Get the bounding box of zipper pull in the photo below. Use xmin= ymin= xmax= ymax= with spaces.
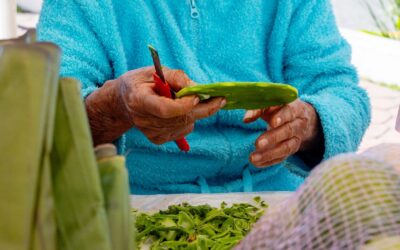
xmin=189 ymin=0 xmax=199 ymax=19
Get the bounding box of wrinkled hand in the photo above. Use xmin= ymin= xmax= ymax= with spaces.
xmin=121 ymin=67 xmax=226 ymax=144
xmin=243 ymin=99 xmax=321 ymax=168
xmin=86 ymin=66 xmax=225 ymax=145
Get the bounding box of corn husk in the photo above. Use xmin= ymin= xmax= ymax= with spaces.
xmin=0 ymin=44 xmax=54 ymax=250
xmin=95 ymin=144 xmax=135 ymax=250
xmin=50 ymin=78 xmax=111 ymax=250
xmin=30 ymin=42 xmax=61 ymax=250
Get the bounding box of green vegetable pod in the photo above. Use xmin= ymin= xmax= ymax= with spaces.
xmin=0 ymin=44 xmax=57 ymax=250
xmin=51 ymin=78 xmax=111 ymax=250
xmin=95 ymin=144 xmax=135 ymax=250
xmin=176 ymin=82 xmax=298 ymax=110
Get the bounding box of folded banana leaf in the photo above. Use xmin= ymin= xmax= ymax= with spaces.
xmin=95 ymin=144 xmax=136 ymax=250
xmin=176 ymin=82 xmax=298 ymax=110
xmin=0 ymin=44 xmax=54 ymax=250
xmin=50 ymin=78 xmax=111 ymax=250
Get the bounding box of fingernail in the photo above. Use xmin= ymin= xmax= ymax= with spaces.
xmin=243 ymin=111 xmax=252 ymax=121
xmin=252 ymin=153 xmax=261 ymax=162
xmin=193 ymin=97 xmax=200 ymax=105
xmin=220 ymin=99 xmax=226 ymax=108
xmin=276 ymin=117 xmax=281 ymax=126
xmin=258 ymin=138 xmax=268 ymax=148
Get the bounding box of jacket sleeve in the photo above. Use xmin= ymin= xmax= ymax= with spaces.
xmin=283 ymin=0 xmax=371 ymax=162
xmin=37 ymin=0 xmax=127 ymax=153
xmin=37 ymin=0 xmax=113 ymax=98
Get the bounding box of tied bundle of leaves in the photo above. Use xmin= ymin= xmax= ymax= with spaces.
xmin=0 ymin=40 xmax=60 ymax=250
xmin=96 ymin=144 xmax=136 ymax=250
xmin=0 ymin=34 xmax=134 ymax=250
xmin=134 ymin=197 xmax=267 ymax=250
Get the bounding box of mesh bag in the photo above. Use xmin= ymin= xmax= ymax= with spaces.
xmin=236 ymin=144 xmax=400 ymax=250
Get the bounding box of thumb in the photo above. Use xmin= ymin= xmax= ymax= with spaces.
xmin=163 ymin=69 xmax=193 ymax=92
xmin=243 ymin=106 xmax=283 ymax=123
xmin=243 ymin=109 xmax=263 ymax=123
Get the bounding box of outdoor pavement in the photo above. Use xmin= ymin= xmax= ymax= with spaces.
xmin=359 ymin=80 xmax=400 ymax=151
xmin=15 ymin=12 xmax=400 ymax=152
xmin=331 ymin=0 xmax=387 ymax=31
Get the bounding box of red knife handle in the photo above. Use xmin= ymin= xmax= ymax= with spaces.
xmin=153 ymin=73 xmax=172 ymax=98
xmin=153 ymin=72 xmax=190 ymax=152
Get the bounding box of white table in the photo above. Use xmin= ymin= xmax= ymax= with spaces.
xmin=131 ymin=192 xmax=292 ymax=212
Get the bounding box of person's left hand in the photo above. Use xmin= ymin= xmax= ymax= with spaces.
xmin=243 ymin=99 xmax=321 ymax=168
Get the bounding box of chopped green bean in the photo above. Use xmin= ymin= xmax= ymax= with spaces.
xmin=133 ymin=197 xmax=267 ymax=249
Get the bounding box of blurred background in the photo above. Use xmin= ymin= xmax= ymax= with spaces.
xmin=4 ymin=0 xmax=400 ymax=150
xmin=333 ymin=0 xmax=395 ymax=31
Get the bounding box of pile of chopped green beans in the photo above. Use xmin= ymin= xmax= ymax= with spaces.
xmin=133 ymin=197 xmax=267 ymax=250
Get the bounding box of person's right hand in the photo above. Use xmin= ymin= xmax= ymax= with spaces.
xmin=85 ymin=66 xmax=225 ymax=146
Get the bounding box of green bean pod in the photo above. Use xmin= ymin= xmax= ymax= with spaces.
xmin=176 ymin=82 xmax=298 ymax=110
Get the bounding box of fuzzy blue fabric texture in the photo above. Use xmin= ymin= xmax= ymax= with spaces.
xmin=38 ymin=0 xmax=371 ymax=194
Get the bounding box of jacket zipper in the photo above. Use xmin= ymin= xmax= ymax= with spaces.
xmin=189 ymin=0 xmax=199 ymax=19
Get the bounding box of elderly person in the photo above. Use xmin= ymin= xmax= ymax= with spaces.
xmin=38 ymin=0 xmax=370 ymax=194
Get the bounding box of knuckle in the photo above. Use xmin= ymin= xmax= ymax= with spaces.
xmin=287 ymin=122 xmax=295 ymax=137
xmin=288 ymin=105 xmax=296 ymax=119
xmin=294 ymin=136 xmax=301 ymax=144
xmin=170 ymin=70 xmax=180 ymax=81
xmin=171 ymin=70 xmax=188 ymax=84
xmin=301 ymin=104 xmax=307 ymax=116
xmin=162 ymin=66 xmax=171 ymax=72
xmin=268 ymin=134 xmax=277 ymax=145
xmin=144 ymin=66 xmax=155 ymax=75
xmin=260 ymin=151 xmax=271 ymax=162
xmin=293 ymin=137 xmax=301 ymax=150
xmin=156 ymin=105 xmax=170 ymax=118
xmin=283 ymin=141 xmax=292 ymax=155
xmin=290 ymin=137 xmax=301 ymax=152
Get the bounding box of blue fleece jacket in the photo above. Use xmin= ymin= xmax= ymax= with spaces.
xmin=38 ymin=0 xmax=370 ymax=194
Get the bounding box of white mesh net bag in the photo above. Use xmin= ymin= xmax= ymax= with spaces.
xmin=236 ymin=144 xmax=400 ymax=250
